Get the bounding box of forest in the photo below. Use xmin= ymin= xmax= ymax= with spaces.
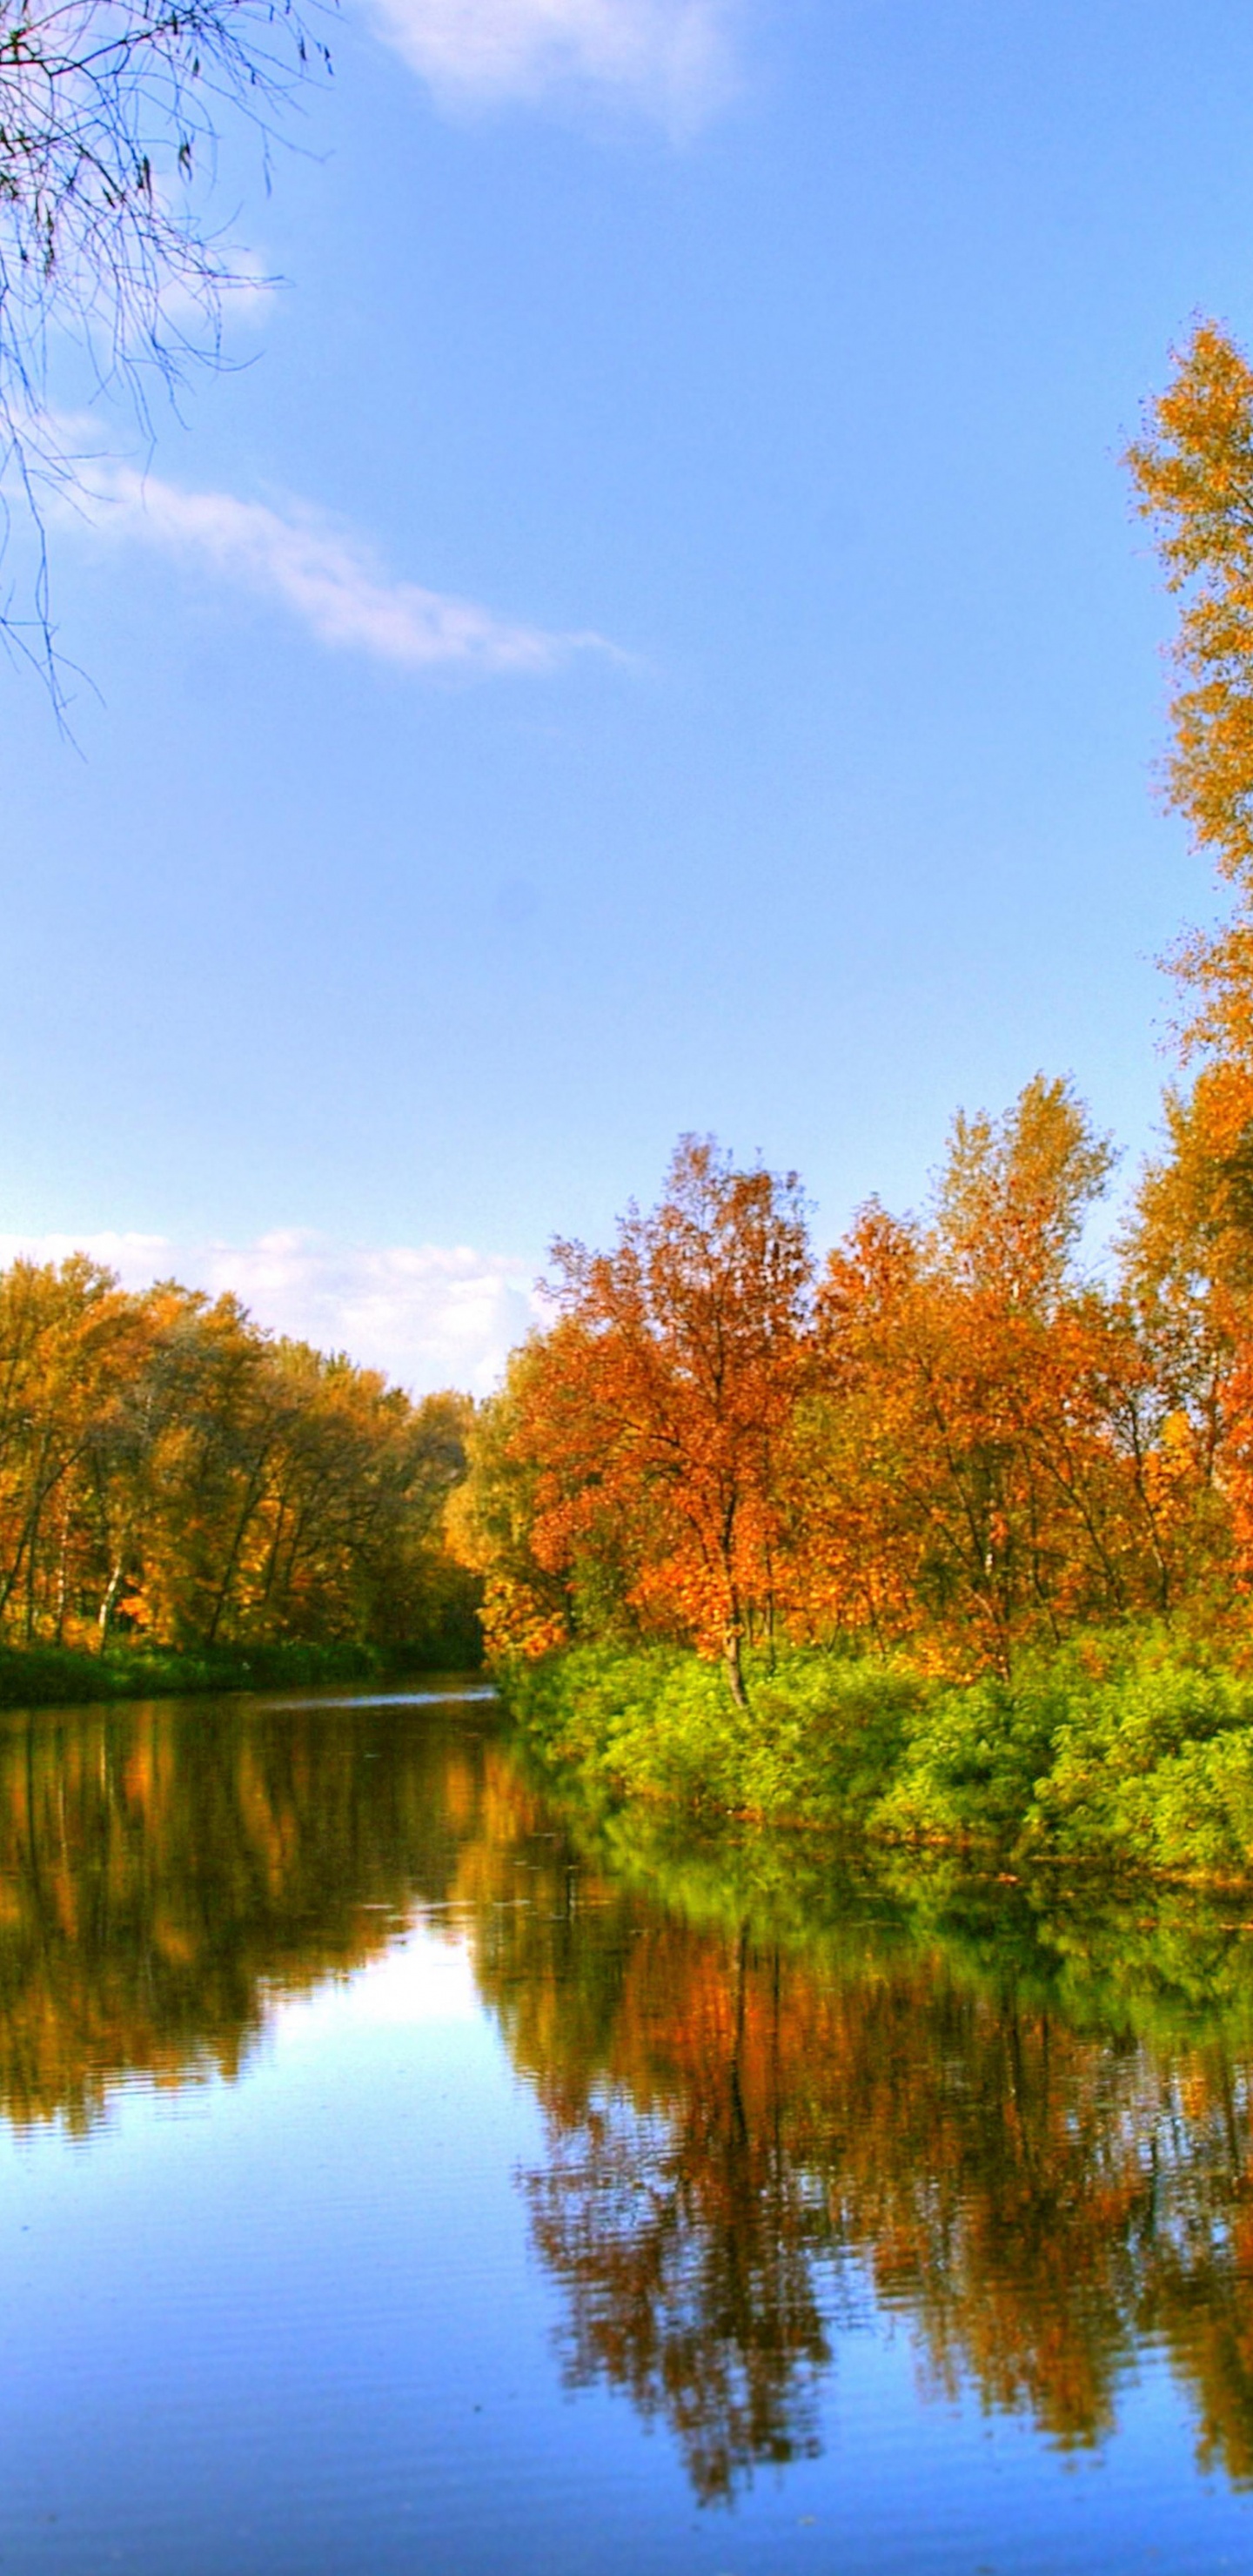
xmin=0 ymin=1260 xmax=479 ymax=1694
xmin=452 ymin=325 xmax=1253 ymax=1874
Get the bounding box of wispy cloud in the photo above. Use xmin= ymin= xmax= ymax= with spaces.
xmin=60 ymin=453 xmax=611 ymax=674
xmin=154 ymin=240 xmax=278 ymax=339
xmin=363 ymin=0 xmax=740 ymax=129
xmin=0 ymin=1231 xmax=543 ymax=1396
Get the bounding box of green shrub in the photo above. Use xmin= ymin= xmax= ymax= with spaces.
xmin=506 ymin=1642 xmax=919 ymax=1824
xmin=0 ymin=1633 xmax=478 ymax=1709
xmin=499 ymin=1627 xmax=1253 ymax=1882
xmin=872 ymin=1671 xmax=1063 ymax=1850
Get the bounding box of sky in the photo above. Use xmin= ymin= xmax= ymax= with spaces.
xmin=4 ymin=0 xmax=1253 ymax=1392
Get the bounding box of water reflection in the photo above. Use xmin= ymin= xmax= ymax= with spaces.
xmin=4 ymin=1694 xmax=1253 ymax=2504
xmin=520 ymin=1929 xmax=837 ymax=2500
xmin=492 ymin=1815 xmax=1253 ymax=2497
xmin=0 ymin=1692 xmax=505 ymax=2128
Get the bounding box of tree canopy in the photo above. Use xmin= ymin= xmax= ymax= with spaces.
xmin=0 ymin=1252 xmax=477 ymax=1658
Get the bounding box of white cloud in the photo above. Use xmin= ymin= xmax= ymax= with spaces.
xmin=364 ymin=0 xmax=740 ymax=127
xmin=60 ymin=453 xmax=611 ymax=675
xmin=0 ymin=1231 xmax=544 ymax=1396
xmin=155 ymin=241 xmax=278 ymax=338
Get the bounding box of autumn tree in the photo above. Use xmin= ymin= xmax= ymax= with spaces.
xmin=1126 ymin=324 xmax=1253 ymax=931
xmin=118 ymin=1315 xmax=475 ymax=1653
xmin=0 ymin=1255 xmax=149 ymax=1642
xmin=1123 ymin=321 xmax=1253 ymax=1585
xmin=463 ymin=1097 xmax=1200 ymax=1680
xmin=798 ymin=1080 xmax=1171 ymax=1672
xmin=0 ymin=1252 xmax=477 ymax=1658
xmin=448 ymin=1338 xmax=593 ymax=1663
xmin=483 ymin=1138 xmax=814 ymax=1706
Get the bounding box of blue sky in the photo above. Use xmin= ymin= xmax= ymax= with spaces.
xmin=4 ymin=0 xmax=1251 ymax=1389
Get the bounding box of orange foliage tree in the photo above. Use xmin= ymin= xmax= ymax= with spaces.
xmin=487 ymin=1137 xmax=814 ymax=1704
xmin=791 ymin=1080 xmax=1176 ymax=1672
xmin=1124 ymin=319 xmax=1253 ymax=1586
xmin=0 ymin=1258 xmax=476 ymax=1658
xmin=466 ymin=1091 xmax=1207 ymax=1683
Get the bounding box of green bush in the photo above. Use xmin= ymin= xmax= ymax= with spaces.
xmin=1025 ymin=1648 xmax=1253 ymax=1872
xmin=873 ymin=1672 xmax=1063 ymax=1849
xmin=0 ymin=1631 xmax=480 ymax=1709
xmin=499 ymin=1627 xmax=1253 ymax=1883
xmin=506 ymin=1642 xmax=920 ymax=1824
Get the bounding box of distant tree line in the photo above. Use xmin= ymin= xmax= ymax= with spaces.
xmin=0 ymin=1260 xmax=477 ymax=1659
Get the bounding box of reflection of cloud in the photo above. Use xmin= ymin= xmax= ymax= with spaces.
xmin=60 ymin=457 xmax=613 ymax=675
xmin=273 ymin=1925 xmax=480 ymax=2041
xmin=0 ymin=1231 xmax=543 ymax=1395
xmin=364 ymin=0 xmax=740 ymax=127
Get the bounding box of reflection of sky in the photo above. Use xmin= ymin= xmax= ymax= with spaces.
xmin=268 ymin=1919 xmax=481 ymax=2035
xmin=3 ymin=1915 xmax=1253 ymax=2574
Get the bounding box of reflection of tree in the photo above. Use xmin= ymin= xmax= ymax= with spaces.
xmin=0 ymin=1696 xmax=506 ymax=2130
xmin=466 ymin=1812 xmax=1253 ymax=2503
xmin=7 ymin=1703 xmax=1253 ymax=2505
xmin=805 ymin=1978 xmax=1150 ymax=2444
xmin=525 ymin=1933 xmax=833 ymax=2501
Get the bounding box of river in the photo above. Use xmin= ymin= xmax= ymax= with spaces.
xmin=2 ymin=1680 xmax=1252 ymax=2572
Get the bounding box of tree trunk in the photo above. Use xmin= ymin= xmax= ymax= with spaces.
xmin=723 ymin=1623 xmax=749 ymax=1709
xmin=97 ymin=1554 xmax=126 ymax=1648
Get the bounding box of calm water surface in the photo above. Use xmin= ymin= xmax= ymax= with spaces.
xmin=3 ymin=1684 xmax=1253 ymax=2573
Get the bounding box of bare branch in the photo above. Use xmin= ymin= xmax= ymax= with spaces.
xmin=0 ymin=0 xmax=328 ymax=698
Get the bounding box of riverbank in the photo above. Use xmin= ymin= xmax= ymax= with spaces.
xmin=0 ymin=1633 xmax=485 ymax=1707
xmin=499 ymin=1632 xmax=1253 ymax=1882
